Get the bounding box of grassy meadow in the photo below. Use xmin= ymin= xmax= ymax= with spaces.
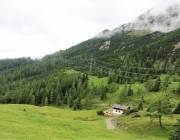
xmin=0 ymin=104 xmax=178 ymax=140
xmin=0 ymin=104 xmax=135 ymax=140
xmin=0 ymin=75 xmax=179 ymax=139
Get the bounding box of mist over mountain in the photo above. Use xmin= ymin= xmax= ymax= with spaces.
xmin=95 ymin=3 xmax=180 ymax=38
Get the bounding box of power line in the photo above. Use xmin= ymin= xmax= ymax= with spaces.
xmin=117 ymin=75 xmax=171 ymax=83
xmin=55 ymin=58 xmax=178 ymax=83
xmin=94 ymin=63 xmax=162 ymax=77
xmin=94 ymin=63 xmax=174 ymax=83
xmin=96 ymin=59 xmax=180 ymax=71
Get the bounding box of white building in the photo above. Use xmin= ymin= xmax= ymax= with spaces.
xmin=112 ymin=104 xmax=131 ymax=115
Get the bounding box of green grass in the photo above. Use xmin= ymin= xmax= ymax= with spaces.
xmin=0 ymin=104 xmax=178 ymax=140
xmin=0 ymin=104 xmax=136 ymax=140
xmin=65 ymin=69 xmax=80 ymax=74
xmin=88 ymin=76 xmax=108 ymax=88
xmin=115 ymin=111 xmax=179 ymax=140
xmin=88 ymin=75 xmax=180 ymax=107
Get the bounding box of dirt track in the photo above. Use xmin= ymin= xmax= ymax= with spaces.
xmin=105 ymin=117 xmax=115 ymax=130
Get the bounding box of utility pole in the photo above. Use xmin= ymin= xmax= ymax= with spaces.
xmin=89 ymin=55 xmax=93 ymax=76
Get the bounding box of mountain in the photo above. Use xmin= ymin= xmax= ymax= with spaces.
xmin=60 ymin=3 xmax=180 ymax=60
xmin=95 ymin=3 xmax=180 ymax=38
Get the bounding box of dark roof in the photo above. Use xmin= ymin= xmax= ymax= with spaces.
xmin=112 ymin=104 xmax=130 ymax=110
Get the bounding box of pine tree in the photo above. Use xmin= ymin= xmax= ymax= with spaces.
xmin=31 ymin=95 xmax=35 ymax=105
xmin=119 ymin=84 xmax=127 ymax=102
xmin=50 ymin=90 xmax=54 ymax=105
xmin=56 ymin=94 xmax=61 ymax=106
xmin=84 ymin=93 xmax=92 ymax=109
xmin=153 ymin=77 xmax=161 ymax=92
xmin=35 ymin=90 xmax=40 ymax=105
xmin=100 ymin=85 xmax=106 ymax=100
xmin=67 ymin=94 xmax=73 ymax=108
xmin=176 ymin=83 xmax=180 ymax=95
xmin=145 ymin=80 xmax=154 ymax=92
xmin=45 ymin=97 xmax=48 ymax=106
xmin=136 ymin=87 xmax=143 ymax=96
xmin=163 ymin=75 xmax=170 ymax=87
xmin=73 ymin=97 xmax=82 ymax=110
xmin=138 ymin=96 xmax=144 ymax=110
xmin=127 ymin=85 xmax=134 ymax=96
xmin=63 ymin=92 xmax=68 ymax=104
xmin=173 ymin=102 xmax=180 ymax=114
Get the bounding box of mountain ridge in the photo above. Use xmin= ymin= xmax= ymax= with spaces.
xmin=95 ymin=3 xmax=180 ymax=38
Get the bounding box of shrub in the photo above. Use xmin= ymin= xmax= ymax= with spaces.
xmin=169 ymin=119 xmax=180 ymax=140
xmin=124 ymin=108 xmax=138 ymax=115
xmin=124 ymin=109 xmax=131 ymax=115
xmin=97 ymin=110 xmax=104 ymax=115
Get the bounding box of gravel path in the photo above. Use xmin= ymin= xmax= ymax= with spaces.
xmin=105 ymin=117 xmax=115 ymax=130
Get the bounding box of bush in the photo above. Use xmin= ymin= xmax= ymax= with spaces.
xmin=124 ymin=108 xmax=138 ymax=115
xmin=97 ymin=110 xmax=104 ymax=115
xmin=169 ymin=119 xmax=180 ymax=140
xmin=124 ymin=109 xmax=131 ymax=115
xmin=132 ymin=114 xmax=141 ymax=118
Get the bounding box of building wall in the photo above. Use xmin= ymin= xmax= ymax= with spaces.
xmin=113 ymin=109 xmax=123 ymax=115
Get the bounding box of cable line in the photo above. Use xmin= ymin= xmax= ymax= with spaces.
xmin=96 ymin=59 xmax=179 ymax=71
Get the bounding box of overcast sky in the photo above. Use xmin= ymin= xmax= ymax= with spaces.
xmin=0 ymin=0 xmax=179 ymax=59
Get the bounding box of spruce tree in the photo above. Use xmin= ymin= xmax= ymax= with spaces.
xmin=176 ymin=83 xmax=180 ymax=95
xmin=119 ymin=84 xmax=127 ymax=101
xmin=56 ymin=94 xmax=61 ymax=106
xmin=153 ymin=77 xmax=161 ymax=92
xmin=138 ymin=96 xmax=144 ymax=110
xmin=45 ymin=97 xmax=48 ymax=106
xmin=163 ymin=75 xmax=170 ymax=87
xmin=31 ymin=95 xmax=35 ymax=105
xmin=136 ymin=87 xmax=143 ymax=96
xmin=84 ymin=93 xmax=92 ymax=109
xmin=145 ymin=80 xmax=154 ymax=92
xmin=67 ymin=95 xmax=73 ymax=108
xmin=127 ymin=85 xmax=134 ymax=96
xmin=50 ymin=91 xmax=54 ymax=105
xmin=173 ymin=102 xmax=180 ymax=114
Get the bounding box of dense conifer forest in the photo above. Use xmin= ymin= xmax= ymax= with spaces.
xmin=0 ymin=29 xmax=180 ymax=110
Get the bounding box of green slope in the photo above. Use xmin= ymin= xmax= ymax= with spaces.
xmin=0 ymin=104 xmax=178 ymax=139
xmin=0 ymin=104 xmax=133 ymax=140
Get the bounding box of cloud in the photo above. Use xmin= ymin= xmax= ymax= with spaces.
xmin=0 ymin=0 xmax=109 ymax=59
xmin=0 ymin=0 xmax=179 ymax=59
xmin=61 ymin=0 xmax=155 ymax=28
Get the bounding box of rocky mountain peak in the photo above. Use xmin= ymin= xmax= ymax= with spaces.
xmin=95 ymin=3 xmax=180 ymax=38
xmin=94 ymin=29 xmax=111 ymax=38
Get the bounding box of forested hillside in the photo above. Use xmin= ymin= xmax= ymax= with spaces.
xmin=42 ymin=28 xmax=180 ymax=78
xmin=0 ymin=27 xmax=180 ymax=108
